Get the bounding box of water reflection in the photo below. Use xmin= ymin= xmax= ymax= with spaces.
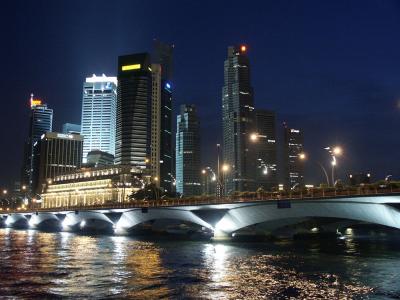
xmin=0 ymin=229 xmax=399 ymax=298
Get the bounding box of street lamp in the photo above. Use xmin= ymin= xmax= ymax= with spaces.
xmin=325 ymin=146 xmax=343 ymax=186
xmin=250 ymin=132 xmax=267 ymax=143
xmin=299 ymin=152 xmax=329 ymax=186
xmin=250 ymin=133 xmax=258 ymax=142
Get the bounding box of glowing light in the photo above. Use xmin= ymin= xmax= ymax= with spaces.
xmin=311 ymin=227 xmax=319 ymax=233
xmin=345 ymin=228 xmax=353 ymax=235
xmin=165 ymin=82 xmax=171 ymax=89
xmin=31 ymin=99 xmax=42 ymax=107
xmin=240 ymin=45 xmax=246 ymax=52
xmin=299 ymin=153 xmax=306 ymax=160
xmin=121 ymin=64 xmax=141 ymax=71
xmin=85 ymin=75 xmax=117 ymax=85
xmin=202 ymin=169 xmax=206 ymax=174
xmin=222 ymin=164 xmax=230 ymax=172
xmin=250 ymin=133 xmax=258 ymax=142
xmin=333 ymin=146 xmax=342 ymax=156
xmin=80 ymin=220 xmax=86 ymax=228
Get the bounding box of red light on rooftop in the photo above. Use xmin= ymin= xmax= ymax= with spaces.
xmin=240 ymin=45 xmax=247 ymax=52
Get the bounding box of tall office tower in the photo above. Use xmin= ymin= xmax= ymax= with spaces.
xmin=62 ymin=123 xmax=81 ymax=134
xmin=222 ymin=45 xmax=255 ymax=194
xmin=150 ymin=63 xmax=162 ymax=186
xmin=81 ymin=74 xmax=117 ymax=163
xmin=176 ymin=104 xmax=201 ymax=196
xmin=115 ymin=53 xmax=152 ymax=169
xmin=283 ymin=123 xmax=304 ymax=189
xmin=21 ymin=94 xmax=53 ymax=190
xmin=32 ymin=132 xmax=83 ymax=193
xmin=253 ymin=109 xmax=278 ymax=190
xmin=153 ymin=40 xmax=174 ymax=192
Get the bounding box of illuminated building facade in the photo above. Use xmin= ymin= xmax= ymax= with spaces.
xmin=152 ymin=40 xmax=174 ymax=193
xmin=176 ymin=104 xmax=201 ymax=196
xmin=253 ymin=109 xmax=277 ymax=190
xmin=283 ymin=123 xmax=304 ymax=189
xmin=41 ymin=165 xmax=143 ymax=208
xmin=222 ymin=45 xmax=255 ymax=194
xmin=32 ymin=132 xmax=83 ymax=193
xmin=81 ymin=74 xmax=117 ymax=163
xmin=21 ymin=94 xmax=53 ymax=190
xmin=115 ymin=53 xmax=152 ymax=168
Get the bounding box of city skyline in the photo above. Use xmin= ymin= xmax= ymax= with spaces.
xmin=1 ymin=0 xmax=400 ymax=187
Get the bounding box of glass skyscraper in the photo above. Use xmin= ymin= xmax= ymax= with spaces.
xmin=62 ymin=123 xmax=81 ymax=134
xmin=253 ymin=109 xmax=278 ymax=190
xmin=21 ymin=95 xmax=53 ymax=190
xmin=152 ymin=40 xmax=174 ymax=192
xmin=222 ymin=45 xmax=255 ymax=194
xmin=81 ymin=74 xmax=117 ymax=163
xmin=283 ymin=123 xmax=304 ymax=189
xmin=115 ymin=53 xmax=152 ymax=168
xmin=176 ymin=104 xmax=201 ymax=196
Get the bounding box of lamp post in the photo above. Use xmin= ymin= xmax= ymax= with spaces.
xmin=324 ymin=146 xmax=343 ymax=186
xmin=298 ymin=152 xmax=330 ymax=186
xmin=216 ymin=144 xmax=222 ymax=197
xmin=221 ymin=164 xmax=230 ymax=196
xmin=201 ymin=167 xmax=217 ymax=195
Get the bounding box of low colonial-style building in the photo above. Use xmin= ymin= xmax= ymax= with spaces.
xmin=41 ymin=165 xmax=147 ymax=208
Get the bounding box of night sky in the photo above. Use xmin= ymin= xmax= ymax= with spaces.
xmin=1 ymin=0 xmax=400 ymax=187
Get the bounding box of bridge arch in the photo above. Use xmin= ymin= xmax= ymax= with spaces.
xmin=115 ymin=208 xmax=213 ymax=234
xmin=29 ymin=213 xmax=60 ymax=229
xmin=4 ymin=213 xmax=29 ymax=228
xmin=215 ymin=201 xmax=400 ymax=234
xmin=62 ymin=211 xmax=114 ymax=232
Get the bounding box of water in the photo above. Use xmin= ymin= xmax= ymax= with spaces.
xmin=0 ymin=229 xmax=400 ymax=299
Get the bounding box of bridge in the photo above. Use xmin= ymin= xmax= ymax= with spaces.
xmin=1 ymin=187 xmax=400 ymax=239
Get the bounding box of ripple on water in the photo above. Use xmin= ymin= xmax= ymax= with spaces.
xmin=0 ymin=229 xmax=399 ymax=298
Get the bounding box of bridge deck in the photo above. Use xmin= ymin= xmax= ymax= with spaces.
xmin=2 ymin=187 xmax=400 ymax=215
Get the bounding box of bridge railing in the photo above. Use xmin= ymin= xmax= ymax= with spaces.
xmin=2 ymin=187 xmax=400 ymax=214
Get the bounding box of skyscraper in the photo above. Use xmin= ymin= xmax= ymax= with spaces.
xmin=176 ymin=104 xmax=201 ymax=196
xmin=115 ymin=53 xmax=152 ymax=169
xmin=222 ymin=45 xmax=255 ymax=194
xmin=150 ymin=63 xmax=162 ymax=185
xmin=32 ymin=132 xmax=83 ymax=193
xmin=283 ymin=123 xmax=304 ymax=189
xmin=62 ymin=123 xmax=81 ymax=134
xmin=253 ymin=109 xmax=278 ymax=190
xmin=81 ymin=74 xmax=117 ymax=163
xmin=153 ymin=40 xmax=174 ymax=193
xmin=21 ymin=94 xmax=53 ymax=190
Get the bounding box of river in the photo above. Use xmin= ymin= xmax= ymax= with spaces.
xmin=0 ymin=228 xmax=399 ymax=299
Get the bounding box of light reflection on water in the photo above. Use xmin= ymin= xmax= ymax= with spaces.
xmin=0 ymin=229 xmax=400 ymax=299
